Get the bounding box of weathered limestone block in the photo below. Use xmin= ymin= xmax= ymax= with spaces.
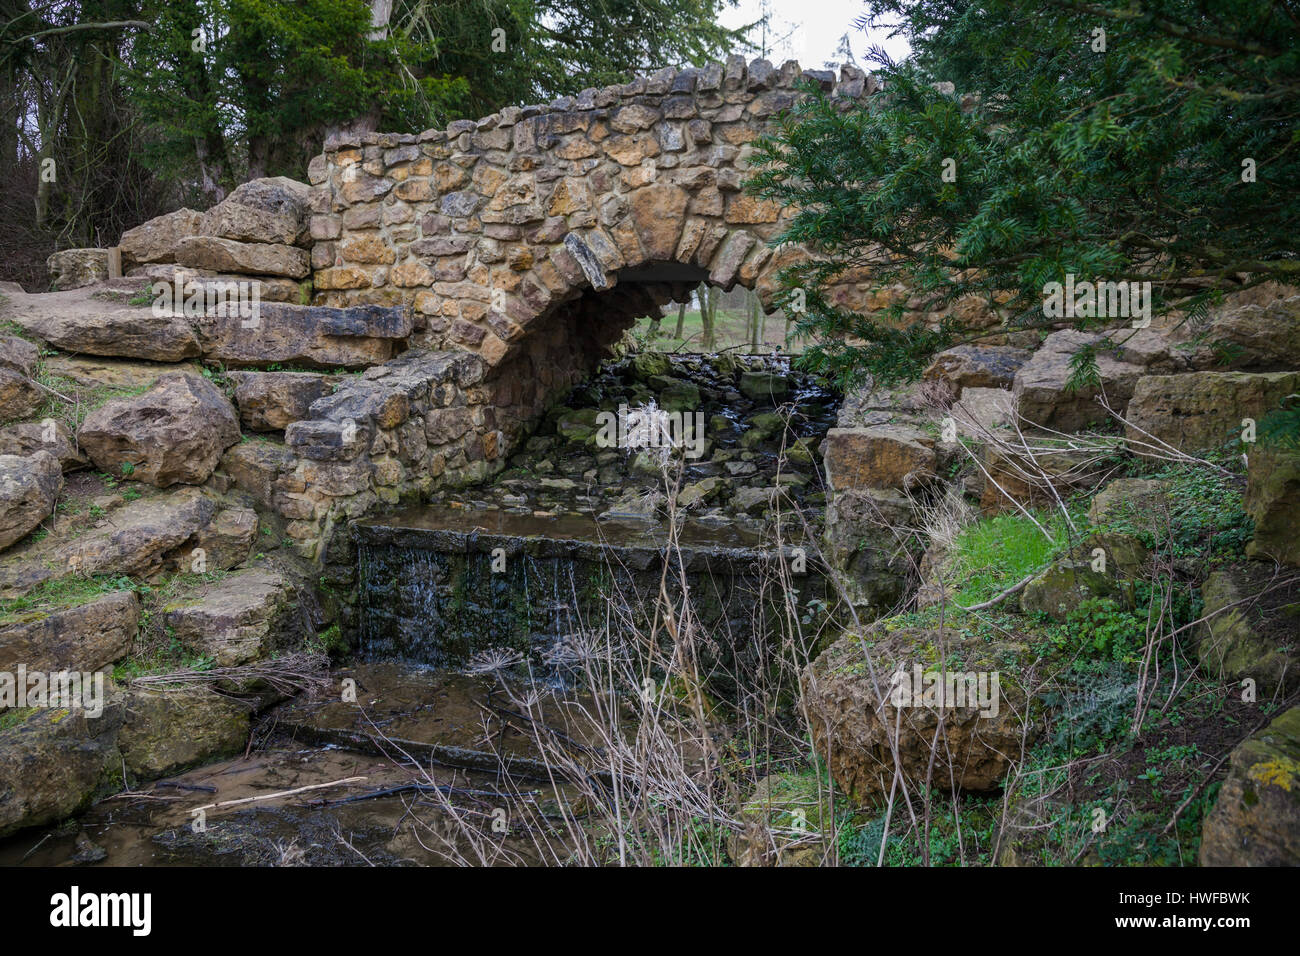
xmin=0 ymin=589 xmax=139 ymax=675
xmin=923 ymin=344 xmax=1033 ymax=393
xmin=0 ymin=420 xmax=87 ymax=472
xmin=803 ymin=626 xmax=1028 ymax=805
xmin=1125 ymin=371 xmax=1300 ymax=455
xmin=228 ymin=370 xmax=338 ymax=431
xmin=1197 ymin=565 xmax=1298 ymax=695
xmin=46 ymin=248 xmax=109 ymax=290
xmin=198 ymin=177 xmax=311 ymax=246
xmin=823 ymin=425 xmax=936 ymax=492
xmin=0 ymin=703 xmax=125 ymax=838
xmin=0 ymin=489 xmax=222 ymax=592
xmin=118 ymin=688 xmax=249 ymax=779
xmin=1245 ymin=447 xmax=1300 ymax=566
xmin=195 ymin=302 xmax=411 ymax=368
xmin=163 ymin=568 xmax=301 ymax=667
xmin=177 ymin=235 xmax=310 ymax=278
xmin=78 ymin=371 xmax=240 ymax=486
xmin=0 ymin=451 xmax=62 ymax=551
xmin=0 ymin=367 xmax=41 ymax=424
xmin=219 ymin=439 xmax=296 ymax=510
xmin=9 ymin=301 xmax=200 ymax=362
xmin=823 ymin=486 xmax=915 ymax=610
xmin=1013 ymin=330 xmax=1144 ymax=431
xmin=119 ymin=208 xmax=203 ymax=265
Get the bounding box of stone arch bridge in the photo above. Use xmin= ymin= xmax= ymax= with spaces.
xmin=215 ymin=56 xmax=882 ymax=559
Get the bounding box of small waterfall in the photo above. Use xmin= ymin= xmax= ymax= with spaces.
xmin=354 ymin=510 xmax=829 ymax=693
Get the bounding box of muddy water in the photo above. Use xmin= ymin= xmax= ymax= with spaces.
xmin=0 ymin=665 xmax=607 ymax=867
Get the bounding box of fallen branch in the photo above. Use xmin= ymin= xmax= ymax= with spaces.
xmin=191 ymin=775 xmax=367 ymax=814
xmin=950 ymin=571 xmax=1037 ymax=612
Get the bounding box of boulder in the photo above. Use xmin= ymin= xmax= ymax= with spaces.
xmin=40 ymin=354 xmax=199 ymax=390
xmin=1199 ymin=706 xmax=1300 ymax=866
xmin=78 ymin=371 xmax=240 ymax=486
xmin=0 ymin=368 xmax=41 ymax=424
xmin=823 ymin=487 xmax=916 ymax=610
xmin=162 ymin=568 xmax=301 ymax=667
xmin=50 ymin=489 xmax=216 ymax=579
xmin=0 ymin=420 xmax=87 ymax=472
xmin=1012 ymin=330 xmax=1144 ymax=432
xmin=198 ymin=177 xmax=311 ymax=246
xmin=118 ymin=208 xmax=203 ymax=266
xmin=923 ymin=344 xmax=1033 ymax=393
xmin=0 ymin=451 xmax=62 ymax=551
xmin=649 ymin=375 xmax=701 ymax=412
xmin=118 ymin=687 xmax=249 ymax=779
xmin=176 ymin=235 xmax=310 ymax=279
xmin=802 ymin=626 xmax=1028 ymax=805
xmin=46 ymin=248 xmax=108 ymax=291
xmin=0 ymin=334 xmax=42 ymax=424
xmin=555 ymin=407 xmax=602 ymax=445
xmin=0 ymin=702 xmax=125 ymax=838
xmin=630 ymin=352 xmax=671 ymax=381
xmin=1198 ymin=565 xmax=1298 ymax=695
xmin=1245 ymin=447 xmax=1300 ymax=566
xmin=0 ymin=589 xmax=139 ymax=674
xmin=219 ymin=439 xmax=296 ymax=510
xmin=0 ymin=488 xmax=222 ymax=593
xmin=182 ymin=505 xmax=257 ymax=573
xmin=1019 ymin=533 xmax=1146 ymax=621
xmin=227 ymin=370 xmax=336 ymax=431
xmin=0 ymin=334 xmax=39 ymax=377
xmin=1151 ymin=293 xmax=1300 ymax=372
xmin=1125 ymin=371 xmax=1300 ymax=455
xmin=823 ymin=425 xmax=936 ymax=491
xmin=1087 ymin=477 xmax=1171 ymax=532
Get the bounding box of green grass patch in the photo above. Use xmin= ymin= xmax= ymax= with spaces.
xmin=949 ymin=512 xmax=1068 ymax=606
xmin=0 ymin=574 xmax=138 ymax=626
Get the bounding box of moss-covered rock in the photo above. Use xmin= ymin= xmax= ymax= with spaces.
xmin=1198 ymin=565 xmax=1299 ymax=695
xmin=0 ymin=698 xmax=126 ymax=838
xmin=555 ymin=407 xmax=603 ymax=445
xmin=1245 ymin=447 xmax=1300 ymax=567
xmin=1020 ymin=533 xmax=1147 ymax=621
xmin=117 ymin=687 xmax=249 ymax=780
xmin=727 ymin=772 xmax=834 ymax=867
xmin=802 ymin=625 xmax=1032 ymax=806
xmin=630 ymin=352 xmax=670 ymax=382
xmin=1199 ymin=706 xmax=1300 ymax=865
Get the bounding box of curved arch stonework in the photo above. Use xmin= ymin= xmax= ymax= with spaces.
xmin=307 ymin=58 xmax=879 ymax=401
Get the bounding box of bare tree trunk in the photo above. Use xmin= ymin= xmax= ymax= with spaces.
xmin=674 ymin=300 xmax=687 ymax=338
xmin=699 ymin=283 xmax=718 ymax=351
xmin=324 ymin=0 xmax=392 ymax=141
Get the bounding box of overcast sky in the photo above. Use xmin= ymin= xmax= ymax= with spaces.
xmin=718 ymin=0 xmax=911 ymax=71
